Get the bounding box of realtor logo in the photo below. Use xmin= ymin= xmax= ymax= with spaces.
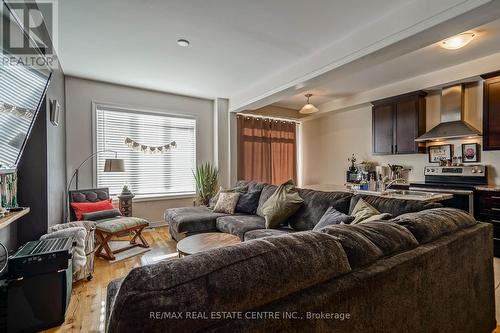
xmin=1 ymin=0 xmax=57 ymax=67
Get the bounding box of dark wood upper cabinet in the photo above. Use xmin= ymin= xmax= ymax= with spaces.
xmin=372 ymin=91 xmax=426 ymax=155
xmin=372 ymin=103 xmax=393 ymax=154
xmin=482 ymin=73 xmax=500 ymax=150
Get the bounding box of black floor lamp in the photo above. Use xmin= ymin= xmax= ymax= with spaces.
xmin=66 ymin=150 xmax=125 ymax=221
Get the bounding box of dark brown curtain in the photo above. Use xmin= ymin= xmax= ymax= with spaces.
xmin=237 ymin=115 xmax=297 ymax=185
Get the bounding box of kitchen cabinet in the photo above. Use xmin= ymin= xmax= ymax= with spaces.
xmin=372 ymin=91 xmax=426 ymax=155
xmin=372 ymin=103 xmax=393 ymax=154
xmin=482 ymin=72 xmax=500 ymax=150
xmin=475 ymin=190 xmax=500 ymax=257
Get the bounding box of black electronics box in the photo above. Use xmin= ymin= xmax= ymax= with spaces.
xmin=8 ymin=238 xmax=73 ymax=278
xmin=2 ymin=237 xmax=73 ymax=332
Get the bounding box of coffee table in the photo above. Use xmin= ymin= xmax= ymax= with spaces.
xmin=176 ymin=233 xmax=240 ymax=256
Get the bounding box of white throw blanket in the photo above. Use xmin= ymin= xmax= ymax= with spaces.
xmin=40 ymin=226 xmax=88 ymax=273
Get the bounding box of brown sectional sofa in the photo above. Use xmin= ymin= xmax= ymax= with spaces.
xmin=106 ymin=181 xmax=496 ymax=332
xmin=165 ymin=180 xmax=441 ymax=241
xmin=107 ymin=207 xmax=495 ymax=332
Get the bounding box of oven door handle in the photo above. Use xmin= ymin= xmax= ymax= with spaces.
xmin=408 ymin=187 xmax=474 ymax=195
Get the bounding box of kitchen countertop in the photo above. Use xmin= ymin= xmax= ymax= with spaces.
xmin=303 ymin=184 xmax=452 ymax=202
xmin=353 ymin=190 xmax=453 ymax=202
xmin=302 ymin=184 xmax=350 ymax=192
xmin=475 ymin=185 xmax=500 ymax=192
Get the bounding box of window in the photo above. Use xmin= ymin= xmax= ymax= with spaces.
xmin=95 ymin=105 xmax=196 ymax=196
xmin=0 ymin=54 xmax=50 ymax=168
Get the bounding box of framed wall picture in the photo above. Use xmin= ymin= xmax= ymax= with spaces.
xmin=428 ymin=144 xmax=453 ymax=163
xmin=462 ymin=143 xmax=480 ymax=163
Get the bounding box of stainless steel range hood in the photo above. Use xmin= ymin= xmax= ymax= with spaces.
xmin=415 ymin=84 xmax=481 ymax=142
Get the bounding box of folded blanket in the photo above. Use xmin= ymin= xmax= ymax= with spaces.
xmin=49 ymin=220 xmax=96 ymax=232
xmin=41 ymin=226 xmax=87 ymax=273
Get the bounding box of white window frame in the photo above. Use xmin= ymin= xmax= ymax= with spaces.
xmin=91 ymin=101 xmax=198 ymax=199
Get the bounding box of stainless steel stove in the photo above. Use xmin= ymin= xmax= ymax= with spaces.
xmin=410 ymin=165 xmax=487 ymax=216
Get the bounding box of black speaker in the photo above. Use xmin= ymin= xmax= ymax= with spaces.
xmin=5 ymin=266 xmax=72 ymax=332
xmin=1 ymin=238 xmax=73 ymax=332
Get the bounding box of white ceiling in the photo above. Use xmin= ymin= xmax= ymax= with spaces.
xmin=274 ymin=17 xmax=500 ymax=110
xmin=58 ymin=0 xmax=407 ymax=98
xmin=57 ymin=0 xmax=499 ymax=109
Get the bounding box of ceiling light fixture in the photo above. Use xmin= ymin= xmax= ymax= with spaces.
xmin=299 ymin=94 xmax=319 ymax=114
xmin=439 ymin=32 xmax=475 ymax=50
xmin=177 ymin=39 xmax=190 ymax=47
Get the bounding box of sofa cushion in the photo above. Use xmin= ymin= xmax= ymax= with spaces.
xmin=288 ymin=189 xmax=353 ymax=231
xmin=165 ymin=207 xmax=228 ymax=235
xmin=318 ymin=221 xmax=418 ymax=268
xmin=349 ymin=194 xmax=442 ymax=217
xmin=318 ymin=225 xmax=384 ymax=269
xmin=348 ymin=221 xmax=419 ymax=255
xmin=390 ymin=207 xmax=478 ymax=244
xmin=235 ymin=190 xmax=262 ymax=214
xmin=243 ymin=228 xmax=295 ymax=241
xmin=236 ymin=180 xmax=266 ymax=192
xmin=256 ymin=184 xmax=278 ymax=217
xmin=216 ymin=215 xmax=266 ymax=240
xmin=313 ymin=207 xmax=354 ymax=230
xmin=96 ymin=216 xmax=149 ymax=233
xmin=107 ymin=232 xmax=351 ymax=333
xmin=106 ymin=277 xmax=124 ymax=325
xmin=261 ymin=180 xmax=304 ymax=229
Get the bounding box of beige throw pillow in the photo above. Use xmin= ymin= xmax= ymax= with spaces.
xmin=361 ymin=212 xmax=393 ymax=223
xmin=209 ymin=185 xmax=248 ymax=209
xmin=351 ymin=198 xmax=392 ymax=224
xmin=261 ymin=179 xmax=304 ymax=229
xmin=213 ymin=192 xmax=240 ymax=214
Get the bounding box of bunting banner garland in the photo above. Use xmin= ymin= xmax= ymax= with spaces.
xmin=125 ymin=137 xmax=177 ymax=154
xmin=0 ymin=102 xmax=34 ymax=120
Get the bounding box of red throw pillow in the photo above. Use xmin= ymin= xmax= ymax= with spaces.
xmin=71 ymin=199 xmax=114 ymax=221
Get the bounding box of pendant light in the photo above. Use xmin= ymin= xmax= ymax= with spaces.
xmin=439 ymin=32 xmax=475 ymax=50
xmin=299 ymin=93 xmax=319 ymax=114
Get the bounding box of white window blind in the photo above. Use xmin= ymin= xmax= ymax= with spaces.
xmin=95 ymin=106 xmax=196 ymax=196
xmin=0 ymin=54 xmax=49 ymax=167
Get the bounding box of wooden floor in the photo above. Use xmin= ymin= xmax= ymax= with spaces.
xmin=43 ymin=227 xmax=177 ymax=333
xmin=43 ymin=227 xmax=500 ymax=333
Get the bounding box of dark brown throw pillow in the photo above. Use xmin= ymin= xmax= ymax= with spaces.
xmin=235 ymin=190 xmax=262 ymax=214
xmin=82 ymin=208 xmax=122 ymax=221
xmin=313 ymin=207 xmax=354 ymax=230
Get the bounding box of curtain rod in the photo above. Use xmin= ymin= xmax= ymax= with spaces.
xmin=236 ymin=113 xmax=301 ymax=124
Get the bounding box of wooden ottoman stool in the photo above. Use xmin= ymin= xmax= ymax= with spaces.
xmin=95 ymin=216 xmax=150 ymax=260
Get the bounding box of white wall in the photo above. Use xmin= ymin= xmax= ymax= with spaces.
xmin=214 ymin=98 xmax=231 ymax=188
xmin=301 ymin=81 xmax=500 ymax=186
xmin=65 ymin=77 xmax=216 ymax=223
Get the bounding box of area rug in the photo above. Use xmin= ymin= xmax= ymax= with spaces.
xmin=140 ymin=251 xmax=179 ymax=266
xmin=108 ymin=240 xmax=151 ymax=263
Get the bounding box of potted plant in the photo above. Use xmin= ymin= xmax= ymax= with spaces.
xmin=192 ymin=162 xmax=219 ymax=206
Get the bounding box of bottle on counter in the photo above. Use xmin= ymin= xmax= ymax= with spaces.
xmin=360 ymin=178 xmax=369 ymax=191
xmin=369 ymin=178 xmax=376 ymax=191
xmin=376 ymin=174 xmax=384 ymax=192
